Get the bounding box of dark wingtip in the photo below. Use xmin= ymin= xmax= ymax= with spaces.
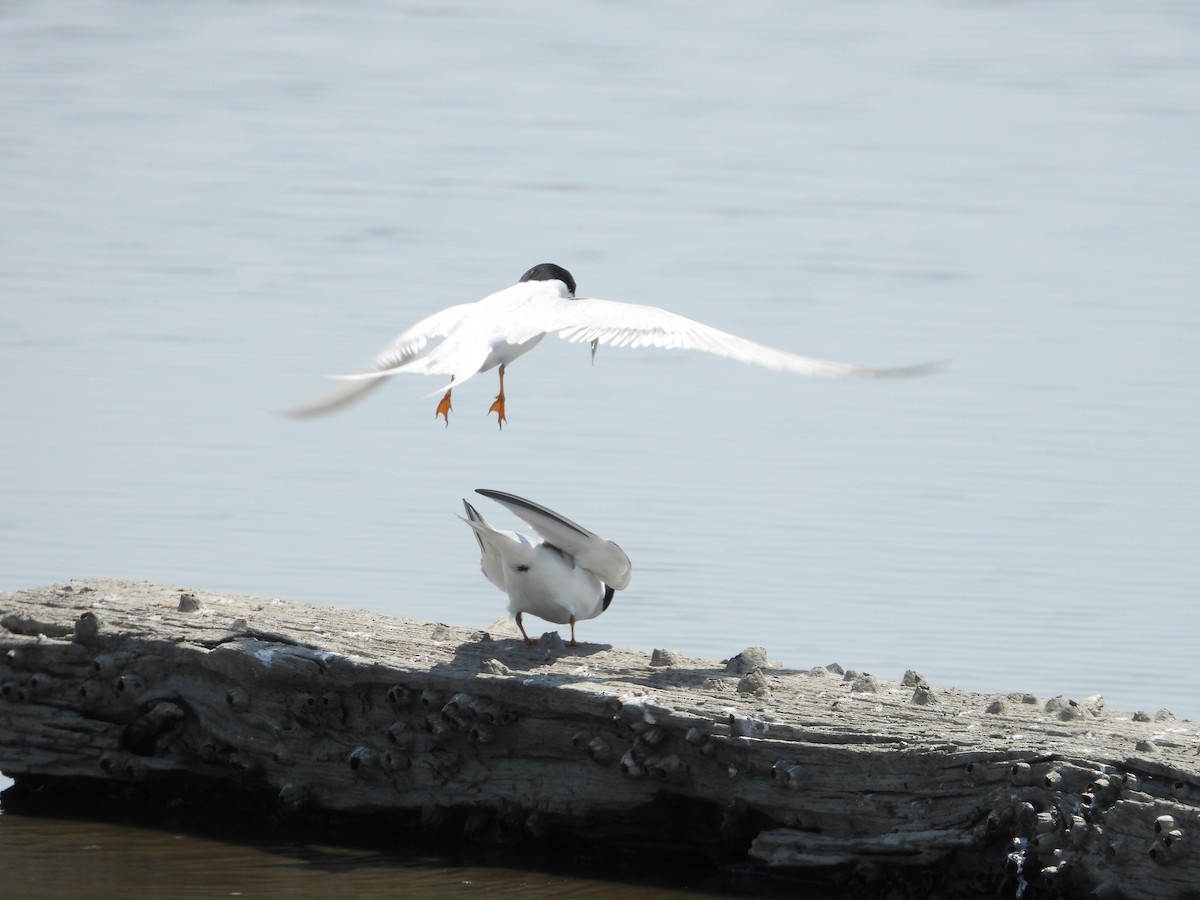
xmin=475 ymin=489 xmax=591 ymax=537
xmin=476 ymin=488 xmax=521 ymax=506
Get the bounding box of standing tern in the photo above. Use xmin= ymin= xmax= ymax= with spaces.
xmin=287 ymin=263 xmax=941 ymax=427
xmin=460 ymin=488 xmax=632 ymax=646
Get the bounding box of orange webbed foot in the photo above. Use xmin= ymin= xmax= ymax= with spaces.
xmin=435 ymin=389 xmax=453 ymax=427
xmin=488 ymin=365 xmax=507 ymax=430
xmin=488 ymin=394 xmax=506 ymax=430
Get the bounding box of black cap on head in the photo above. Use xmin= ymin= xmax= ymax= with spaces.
xmin=520 ymin=263 xmax=576 ymax=295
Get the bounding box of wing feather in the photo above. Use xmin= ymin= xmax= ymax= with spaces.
xmin=284 ymin=302 xmax=477 ymax=417
xmin=549 ymin=297 xmax=941 ymax=378
xmin=476 ymin=489 xmax=632 ymax=591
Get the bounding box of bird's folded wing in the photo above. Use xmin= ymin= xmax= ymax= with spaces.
xmin=476 ymin=489 xmax=632 ymax=590
xmin=547 ymin=297 xmax=942 ymax=379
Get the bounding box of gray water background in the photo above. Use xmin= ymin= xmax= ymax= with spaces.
xmin=1 ymin=4 xmax=1198 ymax=889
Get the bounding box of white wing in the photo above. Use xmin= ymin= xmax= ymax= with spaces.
xmin=343 ymin=279 xmax=565 ymax=391
xmin=476 ymin=489 xmax=632 ymax=591
xmin=284 ymin=302 xmax=477 ymax=417
xmin=547 ymin=296 xmax=942 ymax=379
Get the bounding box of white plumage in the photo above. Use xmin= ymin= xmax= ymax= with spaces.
xmin=287 ymin=262 xmax=940 ymax=426
xmin=460 ymin=488 xmax=631 ymax=646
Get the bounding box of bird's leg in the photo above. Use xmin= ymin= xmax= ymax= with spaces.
xmin=568 ymin=615 xmax=578 ymax=647
xmin=515 ymin=611 xmax=534 ymax=646
xmin=487 ymin=364 xmax=507 ymax=429
xmin=435 ymin=376 xmax=454 ymax=427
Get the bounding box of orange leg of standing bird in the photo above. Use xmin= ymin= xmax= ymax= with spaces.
xmin=516 ymin=611 xmax=534 ymax=645
xmin=435 ymin=376 xmax=454 ymax=426
xmin=488 ymin=365 xmax=507 ymax=429
xmin=568 ymin=615 xmax=578 ymax=647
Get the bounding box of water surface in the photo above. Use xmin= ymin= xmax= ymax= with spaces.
xmin=0 ymin=806 xmax=771 ymax=900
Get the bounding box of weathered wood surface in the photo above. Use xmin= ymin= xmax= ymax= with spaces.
xmin=2 ymin=579 xmax=1198 ymax=898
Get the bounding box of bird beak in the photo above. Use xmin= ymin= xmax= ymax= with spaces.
xmin=590 ymin=338 xmax=598 ymax=365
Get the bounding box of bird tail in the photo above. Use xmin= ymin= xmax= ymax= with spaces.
xmin=457 ymin=511 xmax=538 ymax=570
xmin=461 ymin=500 xmax=494 ymax=557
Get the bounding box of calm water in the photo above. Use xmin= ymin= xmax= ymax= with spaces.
xmin=0 ymin=806 xmax=770 ymax=900
xmin=2 ymin=0 xmax=1199 ymax=891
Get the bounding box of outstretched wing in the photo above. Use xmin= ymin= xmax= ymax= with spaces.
xmin=546 ymin=296 xmax=942 ymax=379
xmin=476 ymin=489 xmax=632 ymax=591
xmin=285 ymin=302 xmax=477 ymax=417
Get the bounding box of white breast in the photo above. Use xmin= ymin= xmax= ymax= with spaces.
xmin=505 ymin=545 xmax=606 ymax=625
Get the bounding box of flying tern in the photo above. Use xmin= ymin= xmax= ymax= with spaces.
xmin=460 ymin=488 xmax=632 ymax=646
xmin=287 ymin=262 xmax=940 ymax=427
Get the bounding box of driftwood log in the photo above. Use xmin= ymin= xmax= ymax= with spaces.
xmin=1 ymin=579 xmax=1197 ymax=898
